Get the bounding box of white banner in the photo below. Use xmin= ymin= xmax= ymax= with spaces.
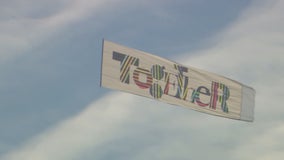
xmin=101 ymin=40 xmax=255 ymax=122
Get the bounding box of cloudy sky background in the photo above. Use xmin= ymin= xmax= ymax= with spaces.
xmin=0 ymin=0 xmax=284 ymax=159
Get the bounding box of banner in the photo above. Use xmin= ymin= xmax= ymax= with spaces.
xmin=101 ymin=40 xmax=255 ymax=122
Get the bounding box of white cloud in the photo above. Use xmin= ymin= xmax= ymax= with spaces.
xmin=181 ymin=0 xmax=284 ymax=116
xmin=0 ymin=92 xmax=135 ymax=160
xmin=0 ymin=0 xmax=121 ymax=62
xmin=177 ymin=0 xmax=284 ymax=159
xmin=231 ymin=124 xmax=284 ymax=160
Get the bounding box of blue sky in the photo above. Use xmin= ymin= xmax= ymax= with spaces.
xmin=0 ymin=0 xmax=284 ymax=159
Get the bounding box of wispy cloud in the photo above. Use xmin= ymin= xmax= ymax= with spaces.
xmin=231 ymin=123 xmax=284 ymax=160
xmin=1 ymin=92 xmax=135 ymax=160
xmin=181 ymin=0 xmax=284 ymax=115
xmin=179 ymin=0 xmax=284 ymax=159
xmin=0 ymin=0 xmax=120 ymax=62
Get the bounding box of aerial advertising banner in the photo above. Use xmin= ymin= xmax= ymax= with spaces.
xmin=101 ymin=40 xmax=255 ymax=122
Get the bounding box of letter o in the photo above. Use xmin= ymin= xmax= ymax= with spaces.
xmin=133 ymin=67 xmax=153 ymax=89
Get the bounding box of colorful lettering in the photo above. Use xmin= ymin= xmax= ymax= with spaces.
xmin=210 ymin=82 xmax=230 ymax=113
xmin=112 ymin=52 xmax=139 ymax=84
xmin=133 ymin=68 xmax=153 ymax=89
xmin=112 ymin=52 xmax=230 ymax=113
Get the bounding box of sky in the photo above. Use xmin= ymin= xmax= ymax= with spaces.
xmin=0 ymin=0 xmax=283 ymax=159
